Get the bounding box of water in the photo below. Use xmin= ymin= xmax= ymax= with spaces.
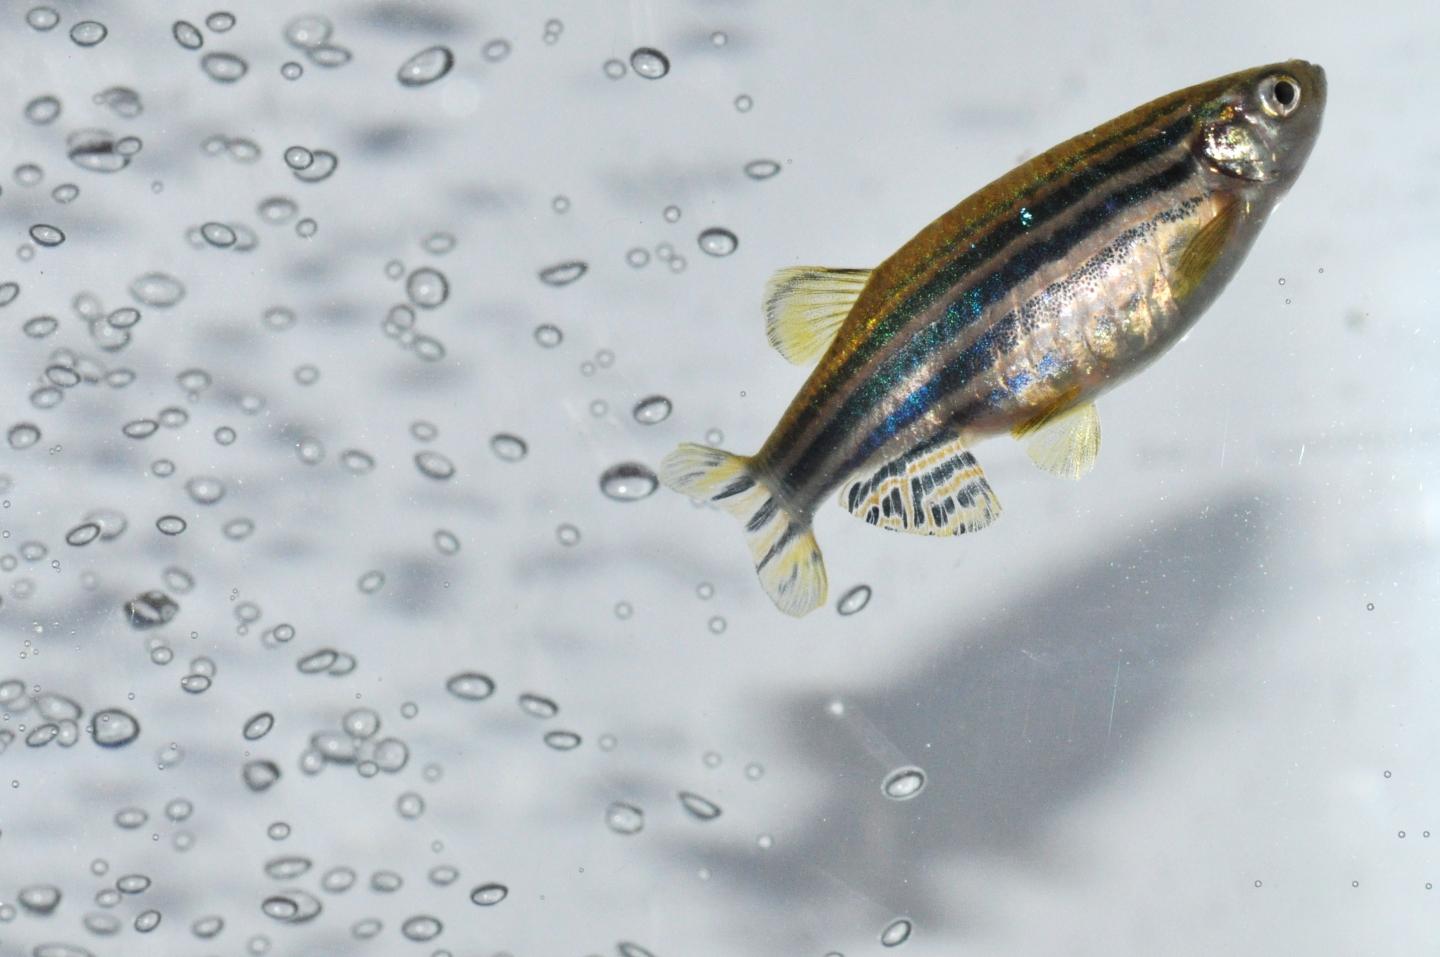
xmin=0 ymin=3 xmax=1433 ymax=955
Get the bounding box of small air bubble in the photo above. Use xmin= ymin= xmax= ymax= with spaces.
xmin=698 ymin=227 xmax=739 ymax=257
xmin=630 ymin=47 xmax=670 ymax=79
xmin=599 ymin=463 xmax=659 ymax=502
xmin=605 ymin=802 xmax=644 ymax=835
xmin=201 ymin=52 xmax=249 ymax=83
xmin=70 ymin=19 xmax=108 ymax=46
xmin=881 ymin=766 xmax=926 ymax=800
xmin=880 ymin=917 xmax=913 ymax=947
xmin=397 ymin=45 xmax=454 ymax=87
xmin=837 ymin=584 xmax=872 ymax=615
xmin=538 ymin=261 xmax=588 ymax=287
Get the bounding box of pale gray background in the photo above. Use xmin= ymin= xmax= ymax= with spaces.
xmin=0 ymin=1 xmax=1435 ymax=955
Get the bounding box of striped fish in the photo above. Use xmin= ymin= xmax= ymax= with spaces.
xmin=662 ymin=61 xmax=1326 ymax=616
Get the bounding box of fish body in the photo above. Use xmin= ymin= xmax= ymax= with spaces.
xmin=662 ymin=61 xmax=1326 ymax=616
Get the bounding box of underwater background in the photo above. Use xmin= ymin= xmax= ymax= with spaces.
xmin=0 ymin=2 xmax=1436 ymax=955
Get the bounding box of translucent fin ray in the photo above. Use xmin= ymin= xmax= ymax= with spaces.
xmin=763 ymin=267 xmax=872 ymax=365
xmin=660 ymin=443 xmax=827 ymax=617
xmin=1012 ymin=401 xmax=1101 ymax=479
xmin=838 ymin=434 xmax=1001 ymax=535
xmin=1173 ymin=195 xmax=1240 ymax=303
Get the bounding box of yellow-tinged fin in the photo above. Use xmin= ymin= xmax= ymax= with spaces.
xmin=660 ymin=443 xmax=827 ymax=617
xmin=763 ymin=267 xmax=872 ymax=365
xmin=838 ymin=433 xmax=1001 ymax=535
xmin=1012 ymin=401 xmax=1101 ymax=480
xmin=1172 ymin=196 xmax=1241 ymax=303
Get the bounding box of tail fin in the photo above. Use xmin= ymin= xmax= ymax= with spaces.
xmin=659 ymin=443 xmax=828 ymax=617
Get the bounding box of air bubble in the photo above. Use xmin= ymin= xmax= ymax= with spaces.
xmin=599 ymin=462 xmax=659 ymax=501
xmin=632 ymin=395 xmax=673 ymax=424
xmin=400 ymin=915 xmax=442 ymax=941
xmin=293 ymin=150 xmax=338 ymax=182
xmin=26 ymin=6 xmax=60 ymax=31
xmin=29 ymin=224 xmax=65 ymax=247
xmin=534 ymin=324 xmax=563 ymax=347
xmin=880 ymin=918 xmax=913 ymax=947
xmin=538 ymin=261 xmax=588 ymax=287
xmin=201 ymin=52 xmax=249 ymax=83
xmin=678 ymin=791 xmax=723 ymax=821
xmin=544 ymin=730 xmax=582 ymax=751
xmin=24 ymin=95 xmax=61 ymax=125
xmin=10 ymin=422 xmax=44 ymax=448
xmin=837 ymin=584 xmax=872 ymax=615
xmin=70 ymin=19 xmax=108 ymax=46
xmin=483 ymin=38 xmax=512 ymax=62
xmin=206 ymin=11 xmax=236 ymax=32
xmin=470 ymin=883 xmax=508 ymax=906
xmin=406 ymin=267 xmax=449 ymax=308
xmin=519 ymin=693 xmax=559 ymax=718
xmin=242 ymin=760 xmax=281 ymax=791
xmin=398 ymin=45 xmax=454 ymax=86
xmin=881 ymin=766 xmax=926 ymax=800
xmin=283 ymin=146 xmax=313 ymax=170
xmin=556 ymin=524 xmax=581 ymax=546
xmin=173 ymin=19 xmax=203 ymax=48
xmin=446 ymin=672 xmax=495 ymax=701
xmin=243 ymin=712 xmax=275 ymax=740
xmin=91 ymin=708 xmax=141 ymax=747
xmin=156 ymin=515 xmax=187 ymax=536
xmin=284 ymin=15 xmax=332 ymax=48
xmin=605 ymin=802 xmax=645 ymax=835
xmin=201 ymin=222 xmax=237 ymax=247
xmin=414 ymin=450 xmax=455 ymax=480
xmin=698 ymin=227 xmax=739 ymax=257
xmin=490 ymin=433 xmax=528 ymax=461
xmin=630 ymin=47 xmax=670 ymax=79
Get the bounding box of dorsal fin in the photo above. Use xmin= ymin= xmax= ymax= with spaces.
xmin=838 ymin=433 xmax=1002 ymax=535
xmin=763 ymin=267 xmax=872 ymax=365
xmin=1012 ymin=401 xmax=1101 ymax=480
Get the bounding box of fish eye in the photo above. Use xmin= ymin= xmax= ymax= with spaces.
xmin=1259 ymin=74 xmax=1301 ymax=117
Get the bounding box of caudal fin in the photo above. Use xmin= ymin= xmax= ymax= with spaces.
xmin=659 ymin=443 xmax=828 ymax=617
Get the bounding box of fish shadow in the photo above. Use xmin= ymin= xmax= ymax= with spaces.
xmin=700 ymin=487 xmax=1271 ymax=944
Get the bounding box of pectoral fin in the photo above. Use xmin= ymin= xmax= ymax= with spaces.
xmin=763 ymin=267 xmax=872 ymax=365
xmin=1012 ymin=401 xmax=1101 ymax=480
xmin=838 ymin=433 xmax=1001 ymax=535
xmin=1172 ymin=195 xmax=1241 ymax=303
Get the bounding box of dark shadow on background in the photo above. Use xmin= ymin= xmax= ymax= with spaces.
xmin=687 ymin=487 xmax=1273 ymax=944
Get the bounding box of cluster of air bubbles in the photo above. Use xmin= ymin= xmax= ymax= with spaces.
xmin=287 ymin=147 xmax=338 ymax=182
xmin=542 ymin=18 xmax=563 ymax=45
xmin=202 ymin=133 xmax=263 ymax=164
xmin=282 ymin=14 xmax=352 ymax=69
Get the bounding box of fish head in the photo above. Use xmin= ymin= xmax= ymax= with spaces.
xmin=1193 ymin=60 xmax=1326 ymax=191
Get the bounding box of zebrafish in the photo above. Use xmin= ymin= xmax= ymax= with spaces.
xmin=661 ymin=61 xmax=1326 ymax=616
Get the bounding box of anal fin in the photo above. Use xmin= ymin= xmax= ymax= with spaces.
xmin=838 ymin=433 xmax=1001 ymax=535
xmin=1012 ymin=401 xmax=1101 ymax=480
xmin=764 ymin=267 xmax=872 ymax=365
